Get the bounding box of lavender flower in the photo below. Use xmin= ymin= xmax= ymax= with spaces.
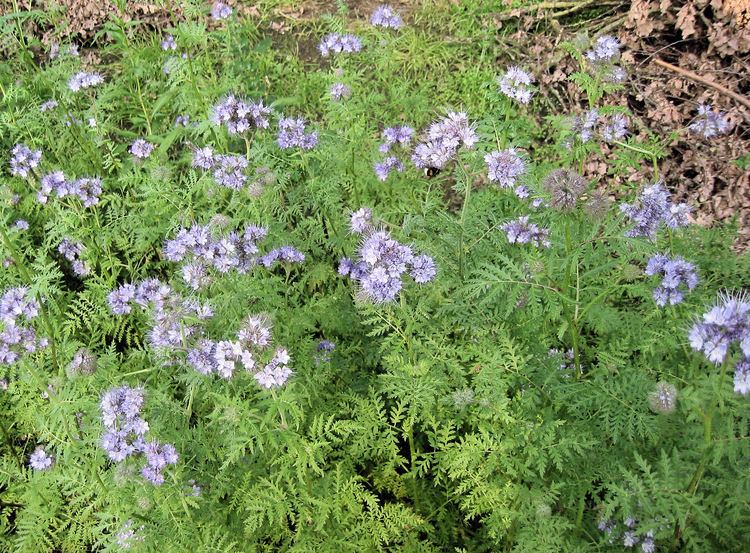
xmin=412 ymin=112 xmax=477 ymax=170
xmin=211 ymin=94 xmax=271 ymax=135
xmin=570 ymin=109 xmax=600 ymax=143
xmin=254 ymin=348 xmax=292 ymax=388
xmin=175 ymin=114 xmax=191 ymax=127
xmin=58 ymin=239 xmax=90 ymax=277
xmin=497 ymin=66 xmax=534 ymax=104
xmin=485 ymin=148 xmax=526 ymax=189
xmin=277 ymin=116 xmax=318 ymax=150
xmin=107 ymin=284 xmax=136 ymax=315
xmin=620 ymin=182 xmax=691 ymax=239
xmin=37 ymin=171 xmax=102 ymax=207
xmin=238 ymin=315 xmax=272 ymax=349
xmin=569 ymin=110 xmax=630 ymax=144
xmin=315 ymin=340 xmax=336 ymax=364
xmin=129 ymin=139 xmax=155 ymax=160
xmin=161 ymin=34 xmax=177 ymax=51
xmin=689 ymin=292 xmax=750 ymax=366
xmin=318 ymin=33 xmax=362 ymax=57
xmin=211 ymin=154 xmax=248 ymax=189
xmin=67 ymin=71 xmax=104 ymax=92
xmin=689 ymin=104 xmax=730 ymax=139
xmin=500 ymin=216 xmax=550 ymax=248
xmin=9 ymin=144 xmax=42 ymax=177
xmin=409 ymin=254 xmax=437 ymax=284
xmin=259 ymin=246 xmax=305 ymax=268
xmin=40 ymin=100 xmax=58 ymax=112
xmin=211 ymin=1 xmax=232 ymax=20
xmin=379 ymin=126 xmax=414 ymax=154
xmin=734 ymin=358 xmax=750 ymax=395
xmin=0 ymin=287 xmax=46 ymax=365
xmin=14 ymin=220 xmax=29 ymax=231
xmin=644 ymin=254 xmax=698 ymax=306
xmin=192 ymin=146 xmax=215 ymax=169
xmin=329 ymin=82 xmax=352 ymax=101
xmin=585 ymin=35 xmax=621 ymax=64
xmin=29 ymin=446 xmax=53 ymax=471
xmin=116 ymin=520 xmax=145 ymax=548
xmin=370 ymin=5 xmax=403 ymax=28
xmin=350 ymin=207 xmax=373 ymax=234
xmin=374 ymin=156 xmax=404 ymax=181
xmin=601 ymin=113 xmax=629 ymax=142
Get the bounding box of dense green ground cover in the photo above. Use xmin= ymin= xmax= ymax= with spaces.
xmin=0 ymin=2 xmax=749 ymax=551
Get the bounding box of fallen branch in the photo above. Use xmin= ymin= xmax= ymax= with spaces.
xmin=495 ymin=0 xmax=621 ymax=21
xmin=653 ymin=58 xmax=750 ymax=114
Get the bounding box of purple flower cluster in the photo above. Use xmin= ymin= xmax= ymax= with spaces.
xmin=585 ymin=35 xmax=620 ymax=64
xmin=164 ymin=223 xmax=304 ymax=289
xmin=374 ymin=156 xmax=404 ymax=181
xmin=350 ymin=208 xmax=373 ymax=234
xmin=689 ymin=292 xmax=750 ymax=395
xmin=689 ymin=104 xmax=730 ymax=139
xmin=0 ymin=287 xmax=47 ymax=365
xmin=329 ymin=82 xmax=352 ymax=101
xmin=644 ymin=254 xmax=698 ymax=307
xmin=412 ymin=112 xmax=477 ymax=170
xmin=318 ymin=33 xmax=362 ymax=57
xmin=485 ymin=148 xmax=526 ymax=189
xmin=338 ymin=222 xmax=436 ymax=303
xmin=58 ymin=238 xmax=90 ymax=277
xmin=570 ymin=110 xmax=628 ymax=144
xmin=100 ymin=385 xmax=178 ymax=485
xmin=116 ymin=520 xmax=145 ymax=548
xmin=191 ymin=149 xmax=252 ymax=190
xmin=161 ymin=34 xmax=177 ymax=51
xmin=370 ymin=5 xmax=403 ymax=28
xmin=315 ymin=340 xmax=335 ymax=364
xmin=175 ymin=114 xmax=191 ymax=127
xmin=500 ymin=216 xmax=551 ymax=248
xmin=129 ymin=139 xmax=155 ymax=160
xmin=598 ymin=517 xmax=656 ymax=552
xmin=9 ymin=144 xmax=42 ymax=177
xmin=38 ymin=171 xmax=102 ymax=207
xmin=497 ymin=66 xmax=534 ymax=104
xmin=67 ymin=71 xmax=104 ymax=92
xmin=211 ymin=1 xmax=232 ymax=20
xmin=211 ymin=94 xmax=271 ymax=135
xmin=40 ymin=99 xmax=58 ymax=112
xmin=277 ymin=116 xmax=318 ymax=150
xmin=620 ymin=182 xmax=691 ymax=240
xmin=374 ymin=126 xmax=412 ymax=181
xmin=253 ymin=347 xmax=293 ymax=388
xmin=29 ymin=446 xmax=54 ymax=471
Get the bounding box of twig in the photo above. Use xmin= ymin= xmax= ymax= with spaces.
xmin=652 ymin=58 xmax=750 ymax=114
xmin=495 ymin=0 xmax=619 ymax=21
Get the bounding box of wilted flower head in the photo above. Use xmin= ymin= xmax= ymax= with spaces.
xmin=277 ymin=116 xmax=318 ymax=150
xmin=29 ymin=446 xmax=53 ymax=471
xmin=648 ymin=381 xmax=677 ymax=414
xmin=68 ymin=348 xmax=97 ymax=376
xmin=130 ymin=139 xmax=155 ymax=160
xmin=644 ymin=254 xmax=699 ymax=307
xmin=318 ymin=33 xmax=362 ymax=57
xmin=585 ymin=35 xmax=620 ymax=64
xmin=689 ymin=104 xmax=730 ymax=139
xmin=211 ymin=1 xmax=232 ymax=20
xmin=543 ymin=168 xmax=586 ymax=210
xmin=211 ymin=94 xmax=271 ymax=135
xmin=451 ymin=388 xmax=475 ymax=410
xmin=500 ymin=216 xmax=550 ymax=248
xmin=370 ymin=5 xmax=403 ymax=28
xmin=585 ymin=189 xmax=612 ymax=218
xmin=67 ymin=71 xmax=104 ymax=92
xmin=9 ymin=144 xmax=42 ymax=178
xmin=329 ymin=82 xmax=352 ymax=101
xmin=688 ymin=291 xmax=750 ymax=366
xmin=485 ymin=148 xmax=526 ymax=189
xmin=497 ymin=66 xmax=534 ymax=104
xmin=620 ymin=182 xmax=691 ymax=239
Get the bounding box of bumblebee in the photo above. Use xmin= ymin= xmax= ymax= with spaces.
xmin=424 ymin=167 xmax=441 ymax=178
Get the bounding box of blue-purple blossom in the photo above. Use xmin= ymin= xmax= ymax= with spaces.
xmin=175 ymin=114 xmax=191 ymax=127
xmin=254 ymin=347 xmax=292 ymax=388
xmin=329 ymin=82 xmax=352 ymax=101
xmin=689 ymin=292 xmax=750 ymax=366
xmin=318 ymin=33 xmax=362 ymax=57
xmin=0 ymin=287 xmax=47 ymax=365
xmin=644 ymin=254 xmax=698 ymax=306
xmin=211 ymin=154 xmax=248 ymax=189
xmin=497 ymin=66 xmax=534 ymax=104
xmin=379 ymin=126 xmax=414 ymax=153
xmin=340 ymin=224 xmax=434 ymax=303
xmin=735 ymin=358 xmax=750 ymax=395
xmin=67 ymin=71 xmax=104 ymax=92
xmin=569 ymin=110 xmax=628 ymax=144
xmin=620 ymin=182 xmax=691 ymax=239
xmin=211 ymin=1 xmax=232 ymax=20
xmin=129 ymin=139 xmax=155 ymax=160
xmin=29 ymin=446 xmax=53 ymax=471
xmin=689 ymin=104 xmax=730 ymax=138
xmin=370 ymin=5 xmax=403 ymax=28
xmin=485 ymin=148 xmax=526 ymax=188
xmin=259 ymin=246 xmax=306 ymax=268
xmin=374 ymin=156 xmax=405 ymax=181
xmin=161 ymin=34 xmax=177 ymax=51
xmin=40 ymin=100 xmax=58 ymax=112
xmin=58 ymin=239 xmax=90 ymax=277
xmin=277 ymin=116 xmax=318 ymax=150
xmin=9 ymin=144 xmax=42 ymax=177
xmin=14 ymin=219 xmax=29 ymax=231
xmin=192 ymin=146 xmax=214 ymax=169
xmin=38 ymin=172 xmax=102 ymax=207
xmin=500 ymin=216 xmax=550 ymax=248
xmin=115 ymin=520 xmax=144 ymax=549
xmin=601 ymin=113 xmax=629 ymax=142
xmin=211 ymin=94 xmax=271 ymax=135
xmin=412 ymin=112 xmax=477 ymax=169
xmin=350 ymin=207 xmax=373 ymax=234
xmin=585 ymin=35 xmax=620 ymax=64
